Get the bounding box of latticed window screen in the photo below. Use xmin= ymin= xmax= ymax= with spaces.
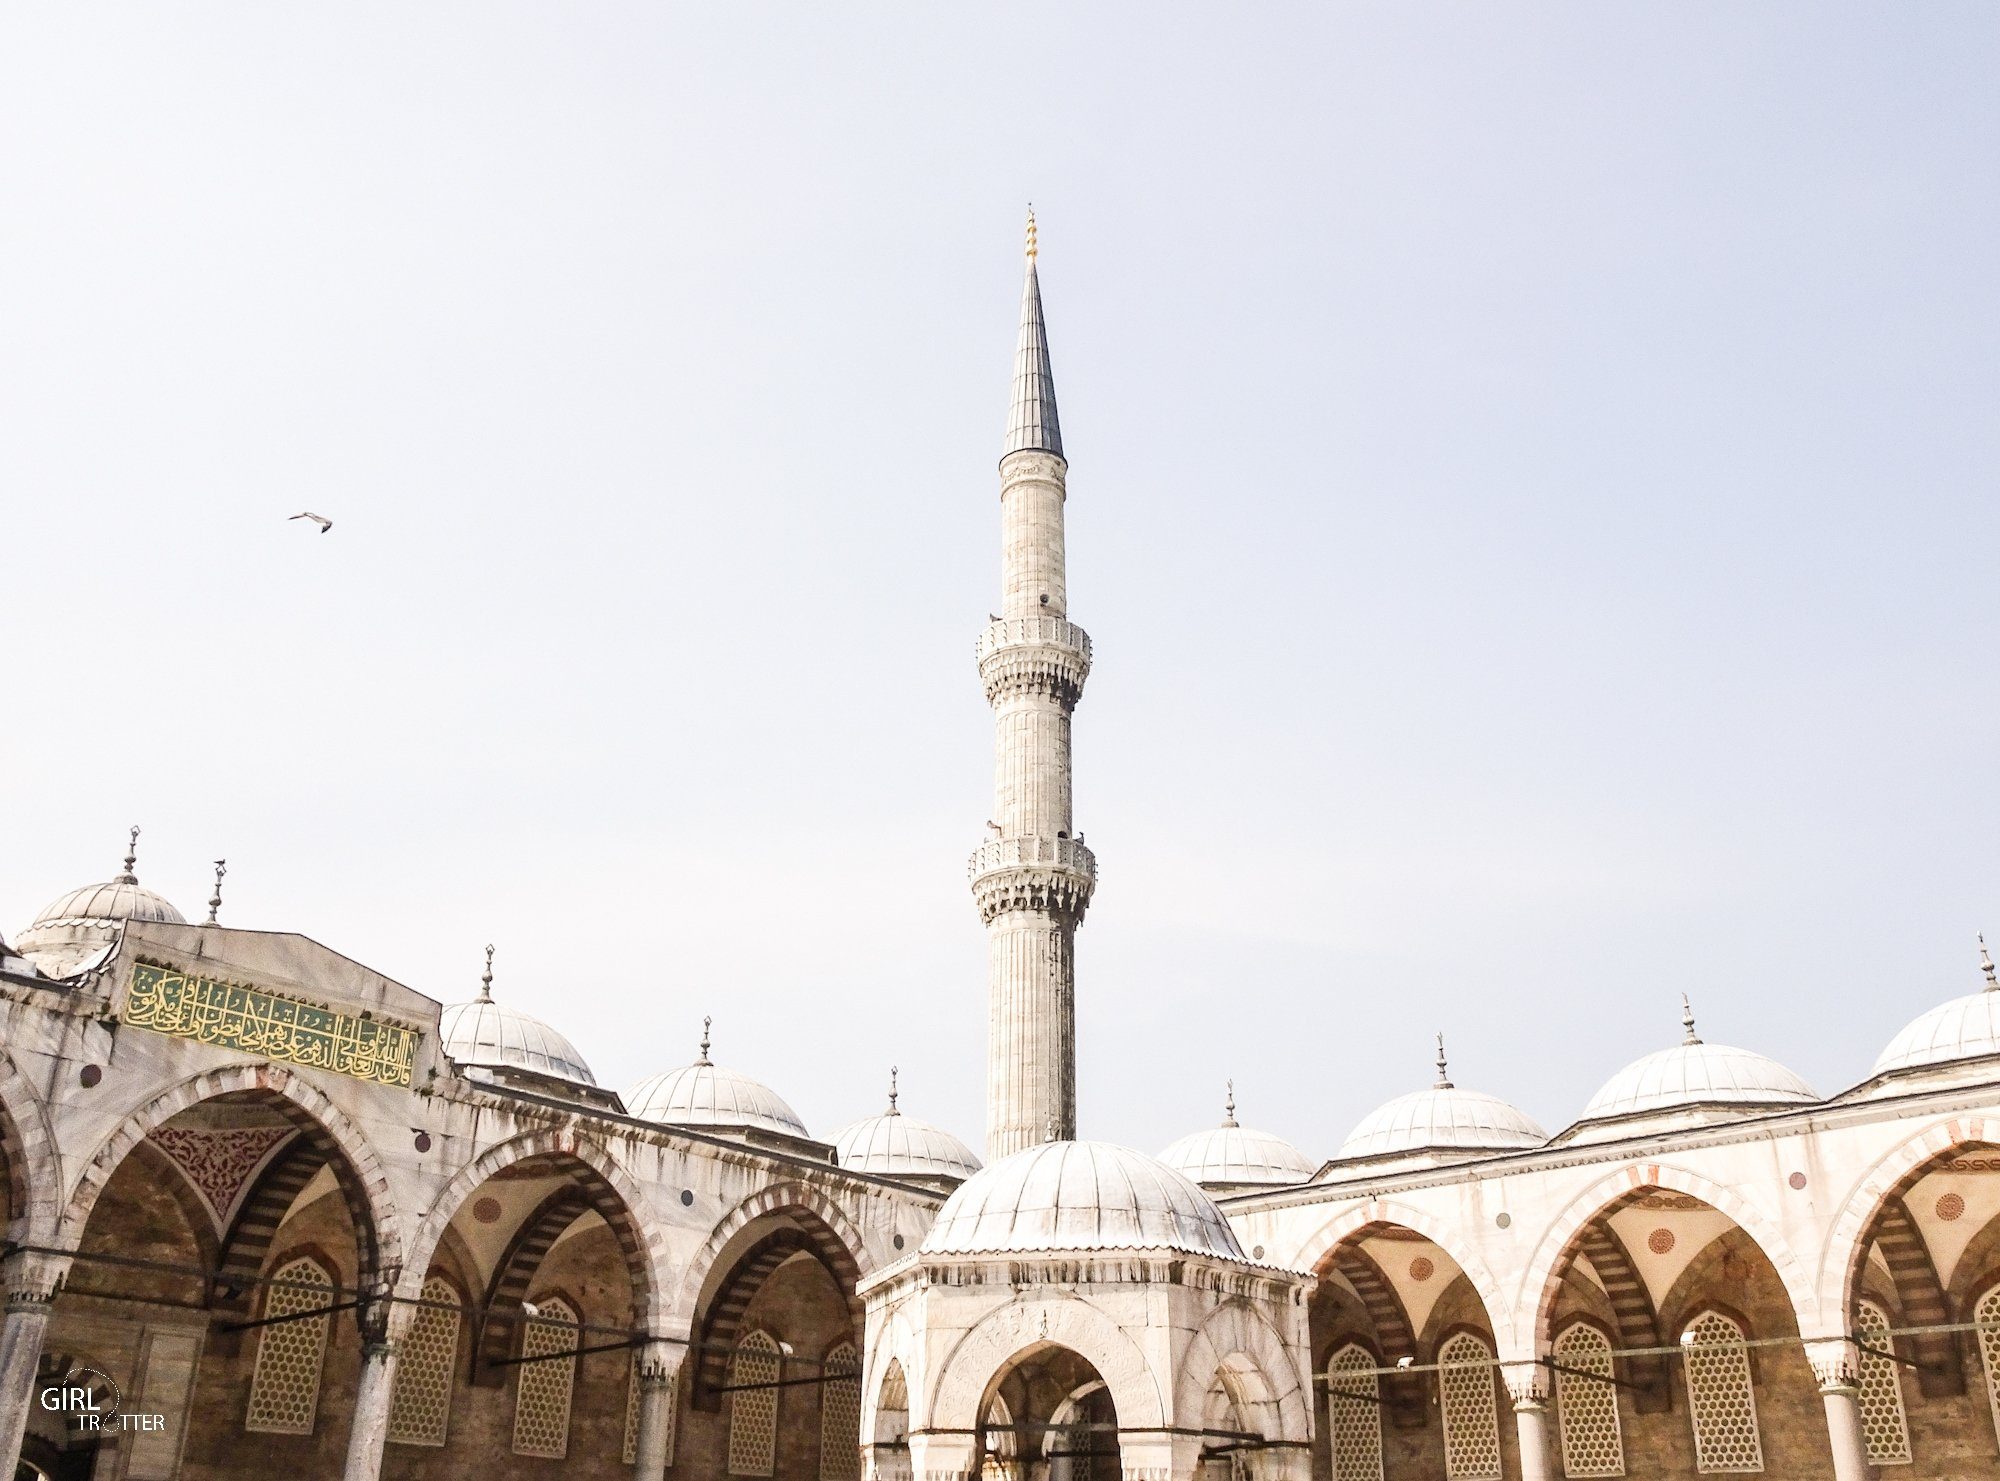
xmin=1554 ymin=1322 xmax=1625 ymax=1477
xmin=728 ymin=1329 xmax=782 ymax=1477
xmin=1976 ymin=1286 xmax=2000 ymax=1452
xmin=1682 ymin=1311 xmax=1764 ymax=1473
xmin=244 ymin=1255 xmax=333 ymax=1434
xmin=511 ymin=1297 xmax=578 ymax=1459
xmin=623 ymin=1358 xmax=677 ymax=1468
xmin=1325 ymin=1343 xmax=1384 ymax=1481
xmin=820 ymin=1342 xmax=862 ymax=1481
xmin=1437 ymin=1332 xmax=1502 ymax=1480
xmin=1855 ymin=1300 xmax=1911 ymax=1466
xmin=387 ymin=1276 xmax=460 ymax=1447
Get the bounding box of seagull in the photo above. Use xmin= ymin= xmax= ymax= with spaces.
xmin=289 ymin=512 xmax=333 ymax=534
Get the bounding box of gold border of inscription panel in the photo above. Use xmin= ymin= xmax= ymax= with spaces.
xmin=122 ymin=960 xmax=420 ymax=1087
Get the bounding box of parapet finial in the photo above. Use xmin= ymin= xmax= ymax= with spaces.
xmin=887 ymin=1066 xmax=900 ymax=1116
xmin=1025 ymin=205 xmax=1038 ymax=261
xmin=699 ymin=1016 xmax=713 ymax=1066
xmin=1681 ymin=993 xmax=1701 ymax=1045
xmin=1434 ymin=1033 xmax=1453 ymax=1089
xmin=206 ymin=859 xmax=227 ymax=926
xmin=1223 ymin=1079 xmax=1238 ymax=1128
xmin=116 ymin=825 xmax=140 ymax=885
xmin=1045 ymin=1115 xmax=1059 ymax=1144
xmin=479 ymin=944 xmax=494 ymax=1001
xmin=1982 ymin=934 xmax=1996 ymax=992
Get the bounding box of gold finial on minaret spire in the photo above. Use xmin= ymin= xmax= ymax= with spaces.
xmin=1025 ymin=205 xmax=1037 ymax=261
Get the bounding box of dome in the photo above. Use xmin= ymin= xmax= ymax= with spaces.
xmin=626 ymin=1022 xmax=808 ymax=1139
xmin=16 ymin=831 xmax=186 ymax=977
xmin=1337 ymin=1042 xmax=1546 ymax=1165
xmin=440 ymin=997 xmax=597 ymax=1086
xmin=1159 ymin=1086 xmax=1316 ymax=1188
xmin=919 ymin=1140 xmax=1245 ymax=1260
xmin=1870 ymin=945 xmax=2000 ymax=1079
xmin=833 ymin=1072 xmax=981 ymax=1181
xmin=1574 ymin=1003 xmax=1815 ymax=1134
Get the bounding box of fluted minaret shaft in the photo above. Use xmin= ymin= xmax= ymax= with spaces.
xmin=972 ymin=215 xmax=1096 ymax=1160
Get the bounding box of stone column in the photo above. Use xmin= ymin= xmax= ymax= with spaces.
xmin=0 ymin=1247 xmax=69 ymax=1481
xmin=906 ymin=1433 xmax=977 ymax=1481
xmin=1505 ymin=1366 xmax=1555 ymax=1481
xmin=632 ymin=1339 xmax=681 ymax=1481
xmin=1807 ymin=1340 xmax=1876 ymax=1481
xmin=341 ymin=1292 xmax=403 ymax=1481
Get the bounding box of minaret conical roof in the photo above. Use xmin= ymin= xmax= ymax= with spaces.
xmin=1004 ymin=208 xmax=1063 ymax=461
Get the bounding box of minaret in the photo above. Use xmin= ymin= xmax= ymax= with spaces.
xmin=970 ymin=210 xmax=1096 ymax=1159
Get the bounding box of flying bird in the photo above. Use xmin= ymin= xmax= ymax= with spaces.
xmin=289 ymin=512 xmax=333 ymax=534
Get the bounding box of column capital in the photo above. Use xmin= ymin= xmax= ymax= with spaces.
xmin=1504 ymin=1360 xmax=1551 ymax=1409
xmin=1805 ymin=1337 xmax=1861 ymax=1390
xmin=0 ymin=1247 xmax=70 ymax=1311
xmin=636 ymin=1337 xmax=683 ymax=1387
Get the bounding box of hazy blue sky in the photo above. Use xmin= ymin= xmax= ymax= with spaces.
xmin=5 ymin=5 xmax=1997 ymax=1161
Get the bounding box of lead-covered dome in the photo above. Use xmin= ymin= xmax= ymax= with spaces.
xmin=626 ymin=1021 xmax=808 ymax=1139
xmin=441 ymin=991 xmax=597 ymax=1087
xmin=1159 ymin=1085 xmax=1316 ymax=1189
xmin=833 ymin=1071 xmax=981 ymax=1183
xmin=16 ymin=829 xmax=186 ymax=977
xmin=1870 ymin=945 xmax=2000 ymax=1080
xmin=1339 ymin=1043 xmax=1546 ymax=1167
xmin=1568 ymin=1002 xmax=1815 ymax=1142
xmin=919 ymin=1140 xmax=1244 ymax=1260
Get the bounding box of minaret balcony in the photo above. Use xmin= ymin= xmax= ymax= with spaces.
xmin=966 ymin=836 xmax=1097 ymax=924
xmin=976 ymin=617 xmax=1092 ymax=705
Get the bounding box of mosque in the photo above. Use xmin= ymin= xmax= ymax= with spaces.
xmin=4 ymin=220 xmax=2000 ymax=1481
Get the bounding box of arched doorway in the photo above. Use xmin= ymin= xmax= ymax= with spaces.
xmin=977 ymin=1344 xmax=1119 ymax=1481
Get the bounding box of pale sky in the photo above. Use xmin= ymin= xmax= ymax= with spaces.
xmin=4 ymin=5 xmax=1997 ymax=1163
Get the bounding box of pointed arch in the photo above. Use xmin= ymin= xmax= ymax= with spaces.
xmin=928 ymin=1294 xmax=1167 ymax=1434
xmin=1170 ymin=1299 xmax=1313 ymax=1446
xmin=0 ymin=1045 xmax=61 ymax=1247
xmin=1521 ymin=1162 xmax=1817 ymax=1359
xmin=1293 ymin=1198 xmax=1514 ymax=1355
xmin=1865 ymin=1193 xmax=1960 ymax=1397
xmin=59 ymin=1063 xmax=403 ymax=1285
xmin=1562 ymin=1213 xmax=1669 ymax=1410
xmin=472 ymin=1184 xmax=596 ymax=1382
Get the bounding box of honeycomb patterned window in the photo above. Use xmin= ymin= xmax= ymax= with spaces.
xmin=511 ymin=1297 xmax=578 ymax=1460
xmin=622 ymin=1358 xmax=676 ymax=1468
xmin=244 ymin=1255 xmax=334 ymax=1434
xmin=820 ymin=1342 xmax=862 ymax=1481
xmin=387 ymin=1277 xmax=460 ymax=1447
xmin=1975 ymin=1285 xmax=2000 ymax=1451
xmin=1437 ymin=1332 xmax=1502 ymax=1480
xmin=1682 ymin=1311 xmax=1764 ymax=1473
xmin=728 ymin=1329 xmax=782 ymax=1477
xmin=1854 ymin=1300 xmax=1911 ymax=1465
xmin=1325 ymin=1343 xmax=1383 ymax=1481
xmin=1554 ymin=1321 xmax=1625 ymax=1477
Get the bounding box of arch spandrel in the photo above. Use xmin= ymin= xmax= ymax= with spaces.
xmin=926 ymin=1293 xmax=1167 ymax=1435
xmin=1520 ymin=1161 xmax=1820 ymax=1359
xmin=1291 ymin=1197 xmax=1516 ymax=1356
xmin=671 ymin=1178 xmax=873 ymax=1328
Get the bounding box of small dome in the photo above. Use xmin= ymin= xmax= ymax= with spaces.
xmin=1341 ymin=1086 xmax=1548 ymax=1161
xmin=1575 ymin=1003 xmax=1815 ymax=1135
xmin=17 ymin=832 xmax=186 ymax=977
xmin=920 ymin=1140 xmax=1244 ymax=1260
xmin=1159 ymin=1085 xmax=1316 ymax=1188
xmin=441 ymin=998 xmax=597 ymax=1086
xmin=833 ymin=1071 xmax=981 ymax=1181
xmin=626 ymin=1022 xmax=808 ymax=1139
xmin=1871 ymin=945 xmax=2000 ymax=1079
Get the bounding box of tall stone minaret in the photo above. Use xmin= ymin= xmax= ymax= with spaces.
xmin=970 ymin=210 xmax=1096 ymax=1160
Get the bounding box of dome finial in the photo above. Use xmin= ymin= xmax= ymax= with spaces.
xmin=1025 ymin=204 xmax=1037 ymax=261
xmin=699 ymin=1016 xmax=712 ymax=1066
xmin=205 ymin=859 xmax=227 ymax=926
xmin=1434 ymin=1033 xmax=1453 ymax=1089
xmin=1681 ymin=993 xmax=1701 ymax=1045
xmin=887 ymin=1065 xmax=900 ymax=1116
xmin=1222 ymin=1079 xmax=1238 ymax=1128
xmin=1980 ymin=934 xmax=1997 ymax=993
xmin=116 ymin=825 xmax=140 ymax=885
xmin=479 ymin=944 xmax=494 ymax=1001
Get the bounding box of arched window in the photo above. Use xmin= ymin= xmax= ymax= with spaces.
xmin=1975 ymin=1284 xmax=2000 ymax=1450
xmin=1682 ymin=1311 xmax=1763 ymax=1473
xmin=1554 ymin=1321 xmax=1624 ymax=1477
xmin=623 ymin=1356 xmax=677 ymax=1467
xmin=1854 ymin=1299 xmax=1911 ymax=1465
xmin=388 ymin=1276 xmax=460 ymax=1447
xmin=728 ymin=1329 xmax=782 ymax=1477
xmin=245 ymin=1255 xmax=333 ymax=1434
xmin=820 ymin=1341 xmax=862 ymax=1481
xmin=1326 ymin=1343 xmax=1383 ymax=1481
xmin=512 ymin=1296 xmax=578 ymax=1459
xmin=1437 ymin=1331 xmax=1502 ymax=1480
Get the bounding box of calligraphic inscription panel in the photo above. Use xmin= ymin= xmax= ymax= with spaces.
xmin=123 ymin=961 xmax=419 ymax=1087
